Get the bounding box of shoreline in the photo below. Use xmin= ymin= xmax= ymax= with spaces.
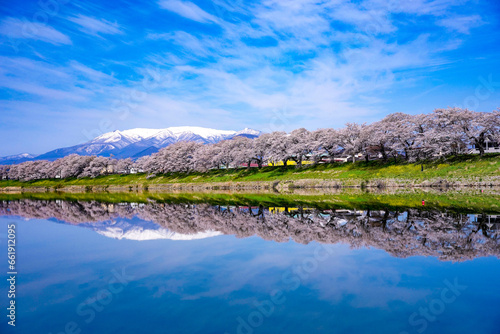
xmin=1 ymin=177 xmax=500 ymax=194
xmin=1 ymin=155 xmax=499 ymax=193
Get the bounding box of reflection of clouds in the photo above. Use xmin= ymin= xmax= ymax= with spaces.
xmin=310 ymin=260 xmax=432 ymax=308
xmin=246 ymin=246 xmax=431 ymax=309
xmin=5 ymin=213 xmax=500 ymax=334
xmin=3 ymin=200 xmax=499 ymax=312
xmin=179 ymin=248 xmax=308 ymax=299
xmin=127 ymin=241 xmax=426 ymax=310
xmin=152 ymin=279 xmax=185 ymax=298
xmin=160 ymin=243 xmax=430 ymax=310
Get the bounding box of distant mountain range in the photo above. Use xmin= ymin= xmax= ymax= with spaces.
xmin=1 ymin=126 xmax=261 ymax=164
xmin=0 ymin=153 xmax=37 ymax=165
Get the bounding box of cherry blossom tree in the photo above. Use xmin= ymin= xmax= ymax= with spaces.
xmin=451 ymin=108 xmax=500 ymax=156
xmin=230 ymin=136 xmax=254 ymax=168
xmin=312 ymin=128 xmax=341 ymax=162
xmin=286 ymin=128 xmax=314 ymax=167
xmin=116 ymin=158 xmax=133 ymax=174
xmin=338 ymin=123 xmax=367 ymax=163
xmin=267 ymin=131 xmax=290 ymax=166
xmin=366 ymin=114 xmax=404 ymax=162
xmin=428 ymin=108 xmax=469 ymax=156
xmin=192 ymin=144 xmax=219 ymax=172
xmin=251 ymin=133 xmax=274 ymax=168
xmin=0 ymin=165 xmax=9 ymax=180
xmin=210 ymin=138 xmax=251 ymax=169
xmin=60 ymin=155 xmax=94 ymax=178
xmin=80 ymin=156 xmax=111 ymax=178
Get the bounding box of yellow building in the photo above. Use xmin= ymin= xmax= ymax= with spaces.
xmin=269 ymin=207 xmax=315 ymax=213
xmin=268 ymin=160 xmax=314 ymax=166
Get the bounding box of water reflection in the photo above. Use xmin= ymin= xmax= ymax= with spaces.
xmin=1 ymin=199 xmax=498 ymax=261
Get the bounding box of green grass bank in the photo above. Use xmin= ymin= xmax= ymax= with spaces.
xmin=1 ymin=153 xmax=499 ymax=190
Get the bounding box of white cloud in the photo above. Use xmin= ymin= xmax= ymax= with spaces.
xmin=437 ymin=15 xmax=484 ymax=34
xmin=0 ymin=17 xmax=71 ymax=45
xmin=147 ymin=31 xmax=217 ymax=58
xmin=140 ymin=0 xmax=474 ymax=130
xmin=0 ymin=79 xmax=85 ymax=101
xmin=328 ymin=4 xmax=396 ymax=35
xmin=68 ymin=14 xmax=123 ymax=36
xmin=0 ymin=56 xmax=114 ymax=102
xmin=365 ymin=0 xmax=466 ymax=16
xmin=0 ymin=0 xmax=465 ymax=136
xmin=158 ymin=0 xmax=219 ymax=23
xmin=69 ymin=61 xmax=114 ymax=81
xmin=0 ymin=0 xmax=489 ymax=154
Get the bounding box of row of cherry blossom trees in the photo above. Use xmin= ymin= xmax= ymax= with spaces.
xmin=0 ymin=155 xmax=134 ymax=181
xmin=1 ymin=108 xmax=499 ymax=181
xmin=135 ymin=107 xmax=500 ymax=172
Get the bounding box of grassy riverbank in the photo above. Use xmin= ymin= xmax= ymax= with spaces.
xmin=1 ymin=153 xmax=499 ymax=189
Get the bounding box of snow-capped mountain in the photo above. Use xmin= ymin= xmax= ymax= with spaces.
xmin=0 ymin=153 xmax=36 ymax=165
xmin=23 ymin=126 xmax=261 ymax=162
xmin=79 ymin=219 xmax=223 ymax=241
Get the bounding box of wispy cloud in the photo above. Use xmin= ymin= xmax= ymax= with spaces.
xmin=69 ymin=61 xmax=115 ymax=81
xmin=0 ymin=17 xmax=71 ymax=45
xmin=365 ymin=0 xmax=463 ymax=16
xmin=1 ymin=0 xmax=498 ymax=156
xmin=0 ymin=56 xmax=111 ymax=102
xmin=144 ymin=0 xmax=474 ymax=129
xmin=147 ymin=31 xmax=216 ymax=58
xmin=158 ymin=0 xmax=219 ymax=23
xmin=437 ymin=15 xmax=484 ymax=34
xmin=0 ymin=79 xmax=86 ymax=101
xmin=68 ymin=14 xmax=123 ymax=36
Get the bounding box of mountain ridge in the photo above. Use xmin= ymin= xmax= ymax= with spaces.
xmin=0 ymin=153 xmax=36 ymax=165
xmin=2 ymin=126 xmax=261 ymax=164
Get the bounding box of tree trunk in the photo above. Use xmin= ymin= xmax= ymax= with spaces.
xmin=475 ymin=137 xmax=485 ymax=157
xmin=380 ymin=144 xmax=387 ymax=162
xmin=328 ymin=151 xmax=335 ymax=164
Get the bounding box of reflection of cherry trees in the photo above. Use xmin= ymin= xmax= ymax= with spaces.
xmin=0 ymin=200 xmax=135 ymax=224
xmin=1 ymin=200 xmax=498 ymax=261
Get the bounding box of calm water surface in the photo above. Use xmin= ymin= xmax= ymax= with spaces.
xmin=0 ymin=199 xmax=499 ymax=334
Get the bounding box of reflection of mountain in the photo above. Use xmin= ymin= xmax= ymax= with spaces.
xmin=80 ymin=220 xmax=222 ymax=241
xmin=1 ymin=199 xmax=499 ymax=261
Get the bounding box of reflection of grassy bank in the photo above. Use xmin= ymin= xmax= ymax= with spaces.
xmin=1 ymin=154 xmax=499 ymax=189
xmin=1 ymin=189 xmax=499 ymax=213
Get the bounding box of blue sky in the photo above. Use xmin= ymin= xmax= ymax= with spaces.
xmin=1 ymin=0 xmax=500 ymax=156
